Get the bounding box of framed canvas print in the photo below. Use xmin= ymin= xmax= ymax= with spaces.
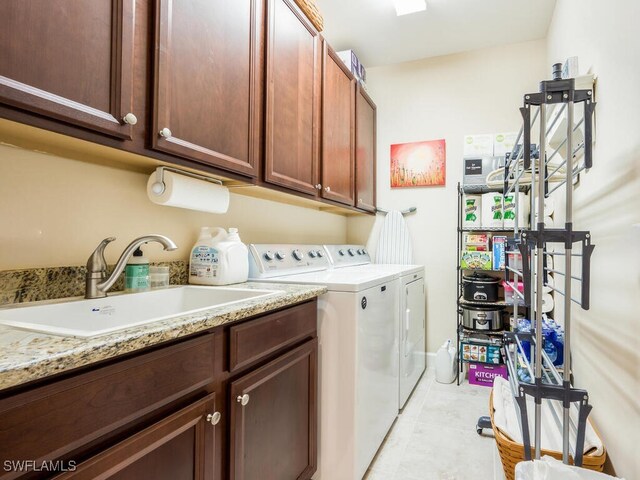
xmin=390 ymin=139 xmax=446 ymax=187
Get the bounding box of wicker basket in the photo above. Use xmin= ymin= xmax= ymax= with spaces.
xmin=489 ymin=391 xmax=607 ymax=480
xmin=293 ymin=0 xmax=324 ymax=32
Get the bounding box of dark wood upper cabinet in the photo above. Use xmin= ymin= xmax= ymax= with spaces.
xmin=0 ymin=0 xmax=136 ymax=139
xmin=264 ymin=0 xmax=321 ymax=195
xmin=229 ymin=339 xmax=317 ymax=480
xmin=152 ymin=0 xmax=263 ymax=177
xmin=355 ymin=86 xmax=377 ymax=212
xmin=321 ymin=42 xmax=356 ymax=206
xmin=55 ymin=393 xmax=219 ymax=480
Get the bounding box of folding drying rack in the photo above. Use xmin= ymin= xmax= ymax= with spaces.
xmin=499 ymin=64 xmax=596 ymax=466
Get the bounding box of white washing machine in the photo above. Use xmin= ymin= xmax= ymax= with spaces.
xmin=323 ymin=245 xmax=426 ymax=409
xmin=248 ymin=244 xmax=399 ymax=480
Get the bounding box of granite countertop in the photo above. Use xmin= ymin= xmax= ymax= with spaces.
xmin=0 ymin=282 xmax=326 ymax=391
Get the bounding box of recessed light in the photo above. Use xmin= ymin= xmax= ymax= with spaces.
xmin=394 ymin=0 xmax=427 ymax=16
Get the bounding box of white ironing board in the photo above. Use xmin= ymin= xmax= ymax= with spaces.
xmin=376 ymin=210 xmax=413 ymax=264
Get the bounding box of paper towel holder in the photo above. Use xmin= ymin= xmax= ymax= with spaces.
xmin=150 ymin=166 xmax=224 ymax=196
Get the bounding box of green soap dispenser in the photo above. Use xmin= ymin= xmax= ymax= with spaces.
xmin=125 ymin=247 xmax=150 ymax=291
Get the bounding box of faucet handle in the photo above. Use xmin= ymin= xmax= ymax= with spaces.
xmin=87 ymin=237 xmax=116 ymax=274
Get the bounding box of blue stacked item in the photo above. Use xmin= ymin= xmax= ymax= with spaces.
xmin=514 ymin=316 xmax=565 ymax=382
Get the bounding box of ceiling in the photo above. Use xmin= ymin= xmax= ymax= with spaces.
xmin=315 ymin=0 xmax=556 ymax=68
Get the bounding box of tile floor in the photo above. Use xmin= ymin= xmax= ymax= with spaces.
xmin=365 ymin=368 xmax=505 ymax=480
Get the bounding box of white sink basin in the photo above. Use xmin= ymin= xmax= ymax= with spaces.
xmin=0 ymin=286 xmax=282 ymax=338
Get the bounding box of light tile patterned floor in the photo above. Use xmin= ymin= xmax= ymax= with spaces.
xmin=365 ymin=368 xmax=505 ymax=480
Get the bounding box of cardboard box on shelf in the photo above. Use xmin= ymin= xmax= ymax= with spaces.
xmin=468 ymin=363 xmax=508 ymax=387
xmin=464 ymin=233 xmax=490 ymax=252
xmin=493 ymin=236 xmax=507 ymax=270
xmin=460 ymin=251 xmax=492 ymax=270
xmin=463 ymin=134 xmax=494 ymax=156
xmin=493 ymin=132 xmax=518 ymax=157
xmin=337 ymin=49 xmax=365 ymax=83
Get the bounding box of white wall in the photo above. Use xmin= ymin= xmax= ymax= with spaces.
xmin=546 ymin=1 xmax=640 ymax=477
xmin=348 ymin=39 xmax=548 ymax=353
xmin=0 ymin=144 xmax=348 ymax=269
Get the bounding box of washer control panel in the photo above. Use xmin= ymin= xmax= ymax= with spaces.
xmin=323 ymin=245 xmax=371 ymax=268
xmin=249 ymin=244 xmax=330 ymax=278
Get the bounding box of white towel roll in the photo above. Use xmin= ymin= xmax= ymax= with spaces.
xmin=147 ymin=170 xmax=230 ymax=214
xmin=541 ymin=292 xmax=554 ymax=313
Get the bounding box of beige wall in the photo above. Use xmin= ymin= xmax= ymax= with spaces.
xmin=0 ymin=144 xmax=348 ymax=269
xmin=348 ymin=39 xmax=548 ymax=354
xmin=546 ymin=1 xmax=640 ymax=477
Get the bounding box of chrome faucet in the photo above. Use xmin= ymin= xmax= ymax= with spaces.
xmin=85 ymin=234 xmax=178 ymax=299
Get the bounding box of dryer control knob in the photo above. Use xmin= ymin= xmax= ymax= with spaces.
xmin=338 ymin=249 xmax=345 ymax=256
xmin=309 ymin=250 xmax=317 ymax=258
xmin=317 ymin=250 xmax=324 ymax=257
xmin=293 ymin=249 xmax=304 ymax=261
xmin=275 ymin=250 xmax=286 ymax=260
xmin=348 ymin=248 xmax=356 ymax=256
xmin=263 ymin=251 xmax=275 ymax=261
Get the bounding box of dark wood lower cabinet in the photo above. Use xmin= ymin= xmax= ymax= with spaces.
xmin=230 ymin=339 xmax=317 ymax=480
xmin=55 ymin=393 xmax=218 ymax=480
xmin=0 ymin=300 xmax=318 ymax=480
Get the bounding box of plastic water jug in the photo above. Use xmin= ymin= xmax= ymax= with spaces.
xmin=435 ymin=340 xmax=457 ymax=384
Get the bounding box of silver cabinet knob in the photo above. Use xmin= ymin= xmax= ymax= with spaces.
xmin=159 ymin=127 xmax=172 ymax=138
xmin=315 ymin=184 xmax=322 ymax=190
xmin=206 ymin=411 xmax=221 ymax=426
xmin=237 ymin=394 xmax=250 ymax=406
xmin=324 ymin=186 xmax=331 ymax=192
xmin=122 ymin=112 xmax=138 ymax=125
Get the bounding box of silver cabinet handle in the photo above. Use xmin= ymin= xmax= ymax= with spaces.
xmin=315 ymin=184 xmax=322 ymax=190
xmin=122 ymin=113 xmax=138 ymax=125
xmin=159 ymin=127 xmax=172 ymax=138
xmin=206 ymin=411 xmax=221 ymax=426
xmin=324 ymin=186 xmax=331 ymax=192
xmin=237 ymin=394 xmax=250 ymax=406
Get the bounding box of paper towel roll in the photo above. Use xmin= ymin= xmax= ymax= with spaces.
xmin=481 ymin=192 xmax=503 ymax=228
xmin=147 ymin=170 xmax=230 ymax=213
xmin=462 ymin=194 xmax=482 ymax=228
xmin=541 ymin=292 xmax=554 ymax=313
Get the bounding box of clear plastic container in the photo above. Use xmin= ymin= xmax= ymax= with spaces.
xmin=149 ymin=266 xmax=170 ymax=288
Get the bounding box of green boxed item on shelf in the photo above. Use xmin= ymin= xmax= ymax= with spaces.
xmin=461 ymin=250 xmax=492 ymax=270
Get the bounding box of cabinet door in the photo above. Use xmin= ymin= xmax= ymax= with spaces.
xmin=321 ymin=43 xmax=356 ymax=206
xmin=355 ymin=86 xmax=377 ymax=212
xmin=264 ymin=0 xmax=321 ymax=195
xmin=55 ymin=393 xmax=220 ymax=480
xmin=152 ymin=0 xmax=263 ymax=177
xmin=230 ymin=340 xmax=317 ymax=480
xmin=0 ymin=0 xmax=136 ymax=139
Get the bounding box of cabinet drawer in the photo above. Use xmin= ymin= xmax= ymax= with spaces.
xmin=229 ymin=301 xmax=316 ymax=372
xmin=0 ymin=334 xmax=215 ymax=478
